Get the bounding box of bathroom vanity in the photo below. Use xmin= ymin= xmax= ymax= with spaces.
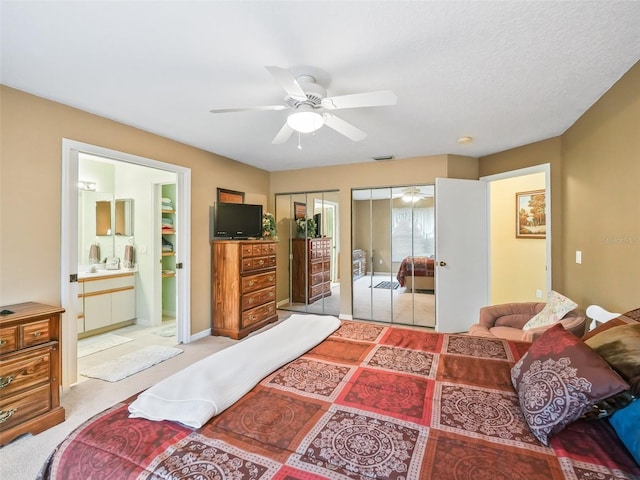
xmin=77 ymin=268 xmax=137 ymax=337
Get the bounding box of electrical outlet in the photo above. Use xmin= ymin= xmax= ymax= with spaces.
xmin=536 ymin=289 xmax=542 ymax=298
xmin=139 ymin=244 xmax=148 ymax=254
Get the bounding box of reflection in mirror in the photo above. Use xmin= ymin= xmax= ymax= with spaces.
xmin=115 ymin=198 xmax=134 ymax=236
xmin=95 ymin=200 xmax=112 ymax=236
xmin=275 ymin=191 xmax=340 ymax=317
xmin=352 ymin=185 xmax=436 ymax=328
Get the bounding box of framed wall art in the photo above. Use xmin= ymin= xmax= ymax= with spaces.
xmin=217 ymin=188 xmax=244 ymax=204
xmin=516 ymin=189 xmax=546 ymax=239
xmin=294 ymin=202 xmax=306 ymax=220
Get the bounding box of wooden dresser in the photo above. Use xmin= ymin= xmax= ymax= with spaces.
xmin=0 ymin=302 xmax=65 ymax=445
xmin=212 ymin=240 xmax=278 ymax=339
xmin=292 ymin=237 xmax=332 ymax=304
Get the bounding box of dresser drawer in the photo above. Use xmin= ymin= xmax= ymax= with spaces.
xmin=242 ymin=271 xmax=276 ymax=294
xmin=310 ymin=261 xmax=324 ymax=275
xmin=21 ymin=319 xmax=51 ymax=348
xmin=310 ymin=272 xmax=325 ymax=287
xmin=242 ymin=301 xmax=276 ymax=328
xmin=0 ymin=326 xmax=18 ymax=355
xmin=0 ymin=346 xmax=51 ymax=397
xmin=310 ymin=284 xmax=324 ymax=299
xmin=242 ymin=255 xmax=276 ymax=273
xmin=242 ymin=286 xmax=276 ymax=311
xmin=0 ymin=383 xmax=50 ymax=432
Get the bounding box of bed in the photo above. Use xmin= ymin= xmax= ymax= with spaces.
xmin=396 ymin=256 xmax=435 ymax=291
xmin=39 ymin=313 xmax=640 ymax=479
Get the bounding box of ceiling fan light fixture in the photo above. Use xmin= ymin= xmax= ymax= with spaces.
xmin=287 ymin=107 xmax=325 ymax=133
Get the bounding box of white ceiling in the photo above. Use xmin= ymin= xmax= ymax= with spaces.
xmin=2 ymin=1 xmax=640 ymax=172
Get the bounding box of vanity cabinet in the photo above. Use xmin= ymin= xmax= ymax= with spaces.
xmin=78 ymin=272 xmax=136 ymax=337
xmin=292 ymin=238 xmax=332 ymax=304
xmin=212 ymin=240 xmax=278 ymax=339
xmin=0 ymin=302 xmax=65 ymax=446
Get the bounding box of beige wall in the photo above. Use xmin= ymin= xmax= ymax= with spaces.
xmin=490 ymin=173 xmax=546 ymax=304
xmin=0 ymin=86 xmax=271 ymax=335
xmin=480 ymin=60 xmax=640 ymax=312
xmin=560 ymin=61 xmax=640 ymax=312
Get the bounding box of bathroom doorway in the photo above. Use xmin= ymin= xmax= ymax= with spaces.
xmin=61 ymin=139 xmax=191 ymax=387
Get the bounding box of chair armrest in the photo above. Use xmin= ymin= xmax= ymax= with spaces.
xmin=478 ymin=302 xmax=544 ymax=329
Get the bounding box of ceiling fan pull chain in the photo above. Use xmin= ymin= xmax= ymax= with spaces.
xmin=297 ymin=132 xmax=302 ymax=150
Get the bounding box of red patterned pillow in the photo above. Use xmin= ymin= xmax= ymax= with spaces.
xmin=511 ymin=324 xmax=629 ymax=445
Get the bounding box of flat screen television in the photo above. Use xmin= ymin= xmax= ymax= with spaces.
xmin=213 ymin=202 xmax=263 ymax=239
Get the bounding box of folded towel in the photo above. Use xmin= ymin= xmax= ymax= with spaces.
xmin=88 ymin=243 xmax=100 ymax=264
xmin=123 ymin=244 xmax=134 ymax=268
xmin=128 ymin=314 xmax=341 ymax=428
xmin=162 ymin=217 xmax=174 ymax=225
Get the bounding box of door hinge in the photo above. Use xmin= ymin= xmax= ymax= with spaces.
xmin=70 ymin=274 xmax=78 ymax=282
xmin=176 ymin=263 xmax=183 ymax=269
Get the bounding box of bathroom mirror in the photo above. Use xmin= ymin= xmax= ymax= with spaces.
xmin=115 ymin=198 xmax=134 ymax=236
xmin=95 ymin=200 xmax=112 ymax=236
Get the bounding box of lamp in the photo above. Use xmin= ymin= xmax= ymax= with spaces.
xmin=287 ymin=106 xmax=325 ymax=133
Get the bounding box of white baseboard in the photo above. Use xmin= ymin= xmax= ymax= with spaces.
xmin=339 ymin=313 xmax=353 ymax=320
xmin=190 ymin=328 xmax=212 ymax=342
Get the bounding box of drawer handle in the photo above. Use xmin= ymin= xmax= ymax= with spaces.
xmin=32 ymin=331 xmax=42 ymax=337
xmin=269 ymin=291 xmax=275 ymax=297
xmin=248 ymin=298 xmax=255 ymax=304
xmin=268 ymin=276 xmax=274 ymax=282
xmin=249 ymin=315 xmax=255 ymax=321
xmin=0 ymin=375 xmax=15 ymax=388
xmin=0 ymin=408 xmax=17 ymax=423
xmin=258 ymin=260 xmax=264 ymax=265
xmin=0 ymin=339 xmax=6 ymax=346
xmin=249 ymin=280 xmax=255 ymax=286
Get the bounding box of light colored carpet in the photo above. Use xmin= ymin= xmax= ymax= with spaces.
xmin=77 ymin=333 xmax=132 ymax=358
xmin=80 ymin=345 xmax=183 ymax=382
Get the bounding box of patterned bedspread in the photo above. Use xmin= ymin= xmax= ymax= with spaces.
xmin=396 ymin=256 xmax=434 ymax=287
xmin=39 ymin=321 xmax=639 ymax=479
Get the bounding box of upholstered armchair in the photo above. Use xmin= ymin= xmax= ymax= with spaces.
xmin=468 ymin=302 xmax=587 ymax=342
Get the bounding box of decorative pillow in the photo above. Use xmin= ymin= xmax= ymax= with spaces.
xmin=511 ymin=324 xmax=629 ymax=445
xmin=522 ymin=290 xmax=578 ymax=331
xmin=585 ymin=323 xmax=640 ymax=396
xmin=609 ymin=399 xmax=640 ymax=465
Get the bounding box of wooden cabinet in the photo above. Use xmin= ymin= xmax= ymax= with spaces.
xmin=352 ymin=249 xmax=367 ymax=280
xmin=292 ymin=238 xmax=332 ymax=304
xmin=78 ymin=273 xmax=136 ymax=337
xmin=212 ymin=240 xmax=278 ymax=339
xmin=0 ymin=302 xmax=65 ymax=446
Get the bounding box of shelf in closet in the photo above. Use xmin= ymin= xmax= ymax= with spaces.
xmin=161 ymin=252 xmax=175 ymax=257
xmin=162 ymin=271 xmax=175 ymax=278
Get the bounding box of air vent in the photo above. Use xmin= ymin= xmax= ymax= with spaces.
xmin=372 ymin=155 xmax=395 ymax=161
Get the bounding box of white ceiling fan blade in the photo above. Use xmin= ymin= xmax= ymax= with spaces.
xmin=210 ymin=105 xmax=287 ymax=114
xmin=323 ymin=113 xmax=367 ymax=141
xmin=321 ymin=90 xmax=397 ymax=110
xmin=265 ymin=66 xmax=307 ymax=102
xmin=272 ymin=122 xmax=294 ymax=144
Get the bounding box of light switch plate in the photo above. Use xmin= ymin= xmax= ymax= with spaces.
xmin=575 ymin=251 xmax=582 ymax=264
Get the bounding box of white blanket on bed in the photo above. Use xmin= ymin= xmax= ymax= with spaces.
xmin=128 ymin=314 xmax=341 ymax=428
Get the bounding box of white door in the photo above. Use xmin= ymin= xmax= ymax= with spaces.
xmin=435 ymin=178 xmax=488 ymax=333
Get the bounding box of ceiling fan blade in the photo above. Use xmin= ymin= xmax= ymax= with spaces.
xmin=210 ymin=105 xmax=287 ymax=114
xmin=321 ymin=90 xmax=397 ymax=110
xmin=265 ymin=66 xmax=307 ymax=102
xmin=323 ymin=113 xmax=367 ymax=141
xmin=272 ymin=122 xmax=294 ymax=144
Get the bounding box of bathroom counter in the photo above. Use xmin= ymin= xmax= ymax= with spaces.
xmin=77 ymin=266 xmax=138 ymax=280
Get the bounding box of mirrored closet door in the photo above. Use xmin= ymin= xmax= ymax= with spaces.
xmin=275 ymin=191 xmax=340 ymax=317
xmin=351 ymin=185 xmax=435 ymax=327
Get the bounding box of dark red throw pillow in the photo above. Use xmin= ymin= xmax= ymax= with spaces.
xmin=511 ymin=324 xmax=629 ymax=445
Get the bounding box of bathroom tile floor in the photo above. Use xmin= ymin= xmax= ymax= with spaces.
xmin=77 ymin=317 xmax=177 ymax=383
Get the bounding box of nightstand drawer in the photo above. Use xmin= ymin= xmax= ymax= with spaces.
xmin=0 ymin=326 xmax=17 ymax=355
xmin=21 ymin=319 xmax=51 ymax=348
xmin=0 ymin=383 xmax=50 ymax=432
xmin=0 ymin=345 xmax=51 ymax=397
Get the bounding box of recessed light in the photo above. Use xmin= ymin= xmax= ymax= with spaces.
xmin=457 ymin=136 xmax=473 ymax=144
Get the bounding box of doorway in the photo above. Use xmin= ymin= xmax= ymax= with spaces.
xmin=61 ymin=139 xmax=191 ymax=387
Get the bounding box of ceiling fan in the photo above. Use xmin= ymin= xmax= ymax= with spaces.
xmin=209 ymin=66 xmax=397 ymax=144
